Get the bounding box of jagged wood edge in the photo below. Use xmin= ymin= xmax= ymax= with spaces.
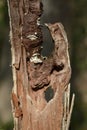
xmin=62 ymin=85 xmax=75 ymax=130
xmin=7 ymin=0 xmax=19 ymax=129
xmin=66 ymin=93 xmax=75 ymax=130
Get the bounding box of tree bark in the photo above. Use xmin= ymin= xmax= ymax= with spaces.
xmin=7 ymin=0 xmax=74 ymax=130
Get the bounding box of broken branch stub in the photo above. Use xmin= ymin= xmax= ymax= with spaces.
xmin=7 ymin=0 xmax=74 ymax=130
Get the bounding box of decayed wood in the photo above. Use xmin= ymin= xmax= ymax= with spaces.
xmin=7 ymin=0 xmax=74 ymax=130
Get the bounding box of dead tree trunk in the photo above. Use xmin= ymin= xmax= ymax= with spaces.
xmin=7 ymin=0 xmax=75 ymax=130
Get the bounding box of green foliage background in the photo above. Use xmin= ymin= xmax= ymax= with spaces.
xmin=0 ymin=0 xmax=87 ymax=130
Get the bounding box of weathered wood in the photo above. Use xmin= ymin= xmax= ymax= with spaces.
xmin=7 ymin=0 xmax=74 ymax=130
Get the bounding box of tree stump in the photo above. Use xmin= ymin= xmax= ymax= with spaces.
xmin=7 ymin=0 xmax=75 ymax=130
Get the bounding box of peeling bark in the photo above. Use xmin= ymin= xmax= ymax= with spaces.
xmin=7 ymin=0 xmax=74 ymax=130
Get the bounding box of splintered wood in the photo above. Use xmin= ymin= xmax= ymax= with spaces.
xmin=7 ymin=0 xmax=75 ymax=130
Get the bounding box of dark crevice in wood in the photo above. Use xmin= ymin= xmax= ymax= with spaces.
xmin=44 ymin=86 xmax=54 ymax=102
xmin=41 ymin=25 xmax=54 ymax=57
xmin=32 ymin=82 xmax=50 ymax=91
xmin=50 ymin=63 xmax=64 ymax=74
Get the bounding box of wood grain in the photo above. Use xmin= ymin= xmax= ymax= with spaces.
xmin=7 ymin=0 xmax=72 ymax=130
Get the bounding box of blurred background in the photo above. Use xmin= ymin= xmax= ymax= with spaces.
xmin=0 ymin=0 xmax=87 ymax=130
